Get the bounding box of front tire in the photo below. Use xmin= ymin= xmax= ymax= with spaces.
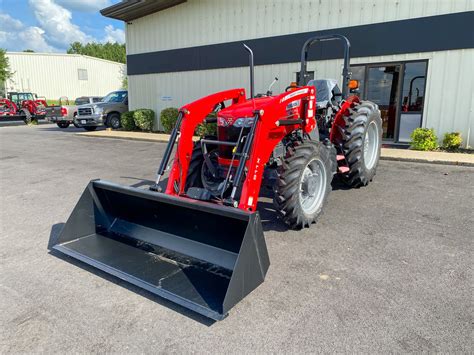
xmin=185 ymin=139 xmax=219 ymax=192
xmin=107 ymin=113 xmax=121 ymax=129
xmin=20 ymin=109 xmax=32 ymax=124
xmin=340 ymin=101 xmax=382 ymax=187
xmin=274 ymin=141 xmax=334 ymax=229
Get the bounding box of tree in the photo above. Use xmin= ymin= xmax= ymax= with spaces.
xmin=67 ymin=42 xmax=126 ymax=64
xmin=0 ymin=49 xmax=13 ymax=84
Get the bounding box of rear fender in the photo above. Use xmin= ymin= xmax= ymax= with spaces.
xmin=329 ymin=95 xmax=360 ymax=144
xmin=166 ymin=88 xmax=247 ymax=195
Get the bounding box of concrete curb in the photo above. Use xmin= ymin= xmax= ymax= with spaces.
xmin=380 ymin=155 xmax=474 ymax=167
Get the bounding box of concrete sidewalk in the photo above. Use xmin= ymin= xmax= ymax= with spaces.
xmin=77 ymin=130 xmax=474 ymax=167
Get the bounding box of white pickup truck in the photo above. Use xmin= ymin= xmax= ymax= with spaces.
xmin=45 ymin=96 xmax=102 ymax=128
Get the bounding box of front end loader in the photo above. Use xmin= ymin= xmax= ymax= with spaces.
xmin=52 ymin=35 xmax=382 ymax=320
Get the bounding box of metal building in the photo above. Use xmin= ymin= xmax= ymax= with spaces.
xmin=102 ymin=0 xmax=474 ymax=147
xmin=3 ymin=52 xmax=126 ymax=101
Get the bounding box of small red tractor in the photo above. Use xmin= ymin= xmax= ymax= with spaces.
xmin=0 ymin=92 xmax=47 ymax=122
xmin=52 ymin=35 xmax=382 ymax=320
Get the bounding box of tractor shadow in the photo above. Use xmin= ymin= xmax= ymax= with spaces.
xmin=38 ymin=126 xmax=106 ymax=133
xmin=47 ymin=223 xmax=216 ymax=326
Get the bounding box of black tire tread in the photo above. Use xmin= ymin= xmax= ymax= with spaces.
xmin=274 ymin=141 xmax=333 ymax=230
xmin=340 ymin=101 xmax=382 ymax=187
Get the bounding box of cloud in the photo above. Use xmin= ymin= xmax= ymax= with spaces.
xmin=0 ymin=13 xmax=24 ymax=31
xmin=0 ymin=2 xmax=124 ymax=52
xmin=55 ymin=0 xmax=112 ymax=13
xmin=0 ymin=12 xmax=57 ymax=52
xmin=18 ymin=27 xmax=57 ymax=52
xmin=102 ymin=25 xmax=125 ymax=43
xmin=29 ymin=0 xmax=94 ymax=48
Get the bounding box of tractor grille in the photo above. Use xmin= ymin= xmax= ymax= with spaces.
xmin=218 ymin=126 xmax=250 ymax=159
xmin=78 ymin=107 xmax=93 ymax=116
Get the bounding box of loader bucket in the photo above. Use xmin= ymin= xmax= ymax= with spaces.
xmin=51 ymin=180 xmax=269 ymax=320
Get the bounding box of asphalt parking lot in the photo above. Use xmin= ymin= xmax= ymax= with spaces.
xmin=1 ymin=124 xmax=472 ymax=353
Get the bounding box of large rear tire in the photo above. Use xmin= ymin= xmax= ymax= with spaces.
xmin=274 ymin=141 xmax=334 ymax=229
xmin=340 ymin=101 xmax=382 ymax=187
xmin=57 ymin=122 xmax=70 ymax=129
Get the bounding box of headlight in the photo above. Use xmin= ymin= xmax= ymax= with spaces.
xmin=93 ymin=106 xmax=103 ymax=114
xmin=233 ymin=117 xmax=255 ymax=128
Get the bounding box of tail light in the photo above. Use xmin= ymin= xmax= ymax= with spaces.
xmin=61 ymin=107 xmax=68 ymax=116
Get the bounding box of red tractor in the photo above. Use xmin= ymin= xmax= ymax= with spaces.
xmin=2 ymin=92 xmax=47 ymax=122
xmin=53 ymin=35 xmax=382 ymax=320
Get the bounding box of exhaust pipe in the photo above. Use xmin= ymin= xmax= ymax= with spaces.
xmin=243 ymin=44 xmax=255 ymax=99
xmin=51 ymin=180 xmax=269 ymax=320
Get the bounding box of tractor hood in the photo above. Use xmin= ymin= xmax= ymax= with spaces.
xmin=218 ymin=96 xmax=275 ymax=125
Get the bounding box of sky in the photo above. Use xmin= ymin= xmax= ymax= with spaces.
xmin=0 ymin=0 xmax=124 ymax=53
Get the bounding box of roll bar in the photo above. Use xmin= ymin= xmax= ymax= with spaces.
xmin=298 ymin=34 xmax=351 ymax=98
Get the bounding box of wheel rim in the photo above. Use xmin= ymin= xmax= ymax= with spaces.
xmin=111 ymin=117 xmax=120 ymax=129
xmin=299 ymin=158 xmax=327 ymax=215
xmin=364 ymin=121 xmax=379 ymax=170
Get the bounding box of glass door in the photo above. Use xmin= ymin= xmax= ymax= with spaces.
xmin=365 ymin=65 xmax=402 ymax=140
xmin=398 ymin=62 xmax=427 ymax=142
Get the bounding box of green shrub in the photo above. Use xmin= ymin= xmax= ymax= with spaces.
xmin=196 ymin=112 xmax=217 ymax=137
xmin=442 ymin=132 xmax=462 ymax=151
xmin=160 ymin=107 xmax=179 ymax=133
xmin=410 ymin=128 xmax=438 ymax=151
xmin=120 ymin=111 xmax=136 ymax=131
xmin=133 ymin=109 xmax=155 ymax=132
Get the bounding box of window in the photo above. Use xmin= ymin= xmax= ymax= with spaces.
xmin=93 ymin=97 xmax=102 ymax=103
xmin=401 ymin=62 xmax=427 ymax=112
xmin=349 ymin=65 xmax=365 ymax=97
xmin=78 ymin=69 xmax=88 ymax=81
xmin=102 ymin=91 xmax=127 ymax=103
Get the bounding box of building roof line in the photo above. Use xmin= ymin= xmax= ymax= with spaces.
xmin=6 ymin=52 xmax=125 ymax=66
xmin=101 ymin=0 xmax=186 ymax=21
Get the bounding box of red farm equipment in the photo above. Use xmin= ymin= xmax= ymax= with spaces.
xmin=1 ymin=92 xmax=47 ymax=123
xmin=52 ymin=35 xmax=382 ymax=320
xmin=0 ymin=98 xmax=18 ymax=117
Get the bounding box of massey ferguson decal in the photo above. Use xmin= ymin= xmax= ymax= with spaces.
xmin=279 ymin=88 xmax=309 ymax=103
xmin=286 ymin=100 xmax=301 ymax=117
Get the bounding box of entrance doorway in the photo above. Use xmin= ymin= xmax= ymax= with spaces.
xmin=366 ymin=65 xmax=401 ymax=140
xmin=350 ymin=61 xmax=428 ymax=143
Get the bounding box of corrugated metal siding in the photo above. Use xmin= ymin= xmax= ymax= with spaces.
xmin=5 ymin=53 xmax=125 ymax=100
xmin=126 ymin=0 xmax=474 ymax=147
xmin=129 ymin=48 xmax=474 ymax=147
xmin=126 ymin=0 xmax=474 ymax=55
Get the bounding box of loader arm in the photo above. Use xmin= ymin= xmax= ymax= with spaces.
xmin=166 ymin=88 xmax=246 ymax=195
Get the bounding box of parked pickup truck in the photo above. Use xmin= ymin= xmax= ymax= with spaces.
xmin=75 ymin=90 xmax=128 ymax=131
xmin=45 ymin=96 xmax=102 ymax=128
